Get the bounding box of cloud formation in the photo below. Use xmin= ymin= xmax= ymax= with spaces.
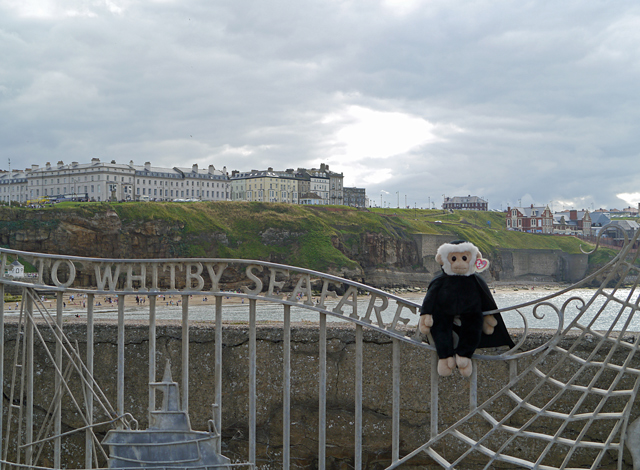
xmin=1 ymin=0 xmax=639 ymax=210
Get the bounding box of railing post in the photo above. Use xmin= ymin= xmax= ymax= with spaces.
xmin=470 ymin=359 xmax=478 ymax=411
xmin=392 ymin=338 xmax=400 ymax=463
xmin=117 ymin=294 xmax=125 ymax=426
xmin=181 ymin=294 xmax=189 ymax=413
xmin=55 ymin=292 xmax=63 ymax=468
xmin=249 ymin=299 xmax=257 ymax=465
xmin=319 ymin=312 xmax=327 ymax=470
xmin=355 ymin=324 xmax=363 ymax=470
xmin=430 ymin=350 xmax=439 ymax=438
xmin=215 ymin=295 xmax=223 ymax=454
xmin=148 ymin=295 xmax=156 ymax=422
xmin=0 ymin=283 xmax=3 ymax=470
xmin=25 ymin=292 xmax=34 ymax=466
xmin=85 ymin=293 xmax=94 ymax=469
xmin=283 ymin=304 xmax=291 ymax=469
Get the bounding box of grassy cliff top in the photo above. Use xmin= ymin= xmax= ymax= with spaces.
xmin=1 ymin=202 xmax=614 ymax=271
xmin=48 ymin=201 xmax=599 ymax=252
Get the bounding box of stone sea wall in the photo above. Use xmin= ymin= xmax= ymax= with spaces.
xmin=2 ymin=323 xmax=635 ymax=469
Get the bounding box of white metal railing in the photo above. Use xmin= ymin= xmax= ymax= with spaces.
xmin=0 ymin=225 xmax=639 ymax=469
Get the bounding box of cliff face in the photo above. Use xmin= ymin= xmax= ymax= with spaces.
xmin=331 ymin=231 xmax=425 ymax=285
xmin=0 ymin=207 xmax=424 ymax=285
xmin=1 ymin=208 xmax=186 ymax=259
xmin=0 ymin=206 xmax=589 ymax=287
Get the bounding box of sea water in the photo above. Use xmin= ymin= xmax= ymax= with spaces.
xmin=37 ymin=287 xmax=640 ymax=332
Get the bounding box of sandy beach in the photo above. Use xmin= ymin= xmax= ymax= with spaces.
xmin=2 ymin=281 xmax=569 ymax=315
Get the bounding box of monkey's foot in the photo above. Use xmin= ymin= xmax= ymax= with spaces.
xmin=437 ymin=357 xmax=456 ymax=376
xmin=419 ymin=314 xmax=434 ymax=334
xmin=456 ymin=355 xmax=473 ymax=378
xmin=483 ymin=315 xmax=498 ymax=335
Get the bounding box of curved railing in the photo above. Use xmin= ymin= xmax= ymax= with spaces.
xmin=1 ymin=226 xmax=640 ymax=469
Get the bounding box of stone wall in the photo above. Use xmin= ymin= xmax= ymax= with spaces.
xmin=413 ymin=235 xmax=589 ymax=283
xmin=2 ymin=323 xmax=634 ymax=469
xmin=496 ymin=248 xmax=589 ymax=283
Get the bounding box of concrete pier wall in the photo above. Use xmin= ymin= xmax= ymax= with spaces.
xmin=1 ymin=323 xmax=634 ymax=469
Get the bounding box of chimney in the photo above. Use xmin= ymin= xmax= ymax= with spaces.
xmin=192 ymin=164 xmax=198 ymax=173
xmin=91 ymin=158 xmax=100 ymax=163
xmin=57 ymin=161 xmax=64 ymax=166
xmin=232 ymin=170 xmax=239 ymax=177
xmin=570 ymin=210 xmax=578 ymax=220
xmin=130 ymin=160 xmax=134 ymax=167
xmin=111 ymin=160 xmax=116 ymax=164
xmin=531 ymin=204 xmax=534 ymax=208
xmin=222 ymin=166 xmax=227 ymax=175
xmin=208 ymin=165 xmax=215 ymax=174
xmin=31 ymin=164 xmax=39 ymax=171
xmin=72 ymin=161 xmax=78 ymax=166
xmin=46 ymin=162 xmax=51 ymax=169
xmin=144 ymin=162 xmax=151 ymax=171
xmin=268 ymin=167 xmax=273 ymax=171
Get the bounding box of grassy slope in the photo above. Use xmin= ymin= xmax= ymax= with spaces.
xmin=6 ymin=202 xmax=617 ymax=271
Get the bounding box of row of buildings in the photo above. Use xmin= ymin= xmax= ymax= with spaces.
xmin=0 ymin=160 xmax=368 ymax=207
xmin=506 ymin=205 xmax=639 ymax=238
xmin=441 ymin=195 xmax=639 ymax=238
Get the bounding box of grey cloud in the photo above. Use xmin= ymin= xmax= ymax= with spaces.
xmin=1 ymin=0 xmax=640 ymax=209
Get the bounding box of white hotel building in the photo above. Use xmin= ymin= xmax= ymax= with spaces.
xmin=0 ymin=159 xmax=230 ymax=203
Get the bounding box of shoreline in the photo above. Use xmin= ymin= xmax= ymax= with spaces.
xmin=1 ymin=281 xmax=578 ymax=314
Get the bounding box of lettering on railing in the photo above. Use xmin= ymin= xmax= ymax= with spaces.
xmin=1 ymin=251 xmax=421 ymax=337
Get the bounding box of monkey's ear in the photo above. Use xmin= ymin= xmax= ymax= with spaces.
xmin=475 ymin=254 xmax=490 ymax=272
xmin=436 ymin=253 xmax=444 ymax=266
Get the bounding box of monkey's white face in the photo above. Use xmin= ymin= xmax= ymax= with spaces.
xmin=447 ymin=251 xmax=472 ymax=275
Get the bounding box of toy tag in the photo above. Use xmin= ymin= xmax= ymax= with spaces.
xmin=475 ymin=258 xmax=489 ymax=272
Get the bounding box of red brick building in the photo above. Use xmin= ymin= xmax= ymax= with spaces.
xmin=506 ymin=205 xmax=553 ymax=234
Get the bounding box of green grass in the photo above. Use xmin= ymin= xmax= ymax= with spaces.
xmin=0 ymin=203 xmax=608 ymax=272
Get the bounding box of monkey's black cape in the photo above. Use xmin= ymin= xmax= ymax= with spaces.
xmin=421 ymin=272 xmax=515 ymax=349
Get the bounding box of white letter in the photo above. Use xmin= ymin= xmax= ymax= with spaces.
xmin=51 ymin=259 xmax=77 ymax=288
xmin=126 ymin=264 xmax=147 ymax=291
xmin=332 ymin=286 xmax=359 ymax=318
xmin=387 ymin=302 xmax=417 ymax=334
xmin=316 ymin=279 xmax=339 ymax=309
xmin=163 ymin=263 xmax=184 ymax=290
xmin=95 ymin=263 xmax=122 ymax=291
xmin=205 ymin=262 xmax=227 ymax=292
xmin=287 ymin=274 xmax=313 ymax=305
xmin=241 ymin=265 xmax=263 ymax=295
xmin=267 ymin=268 xmax=289 ymax=299
xmin=34 ymin=257 xmax=48 ymax=284
xmin=184 ymin=263 xmax=204 ymax=291
xmin=149 ymin=263 xmax=159 ymax=291
xmin=361 ymin=294 xmax=389 ymax=328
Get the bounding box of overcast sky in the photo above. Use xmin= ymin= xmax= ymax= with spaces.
xmin=1 ymin=0 xmax=640 ymax=211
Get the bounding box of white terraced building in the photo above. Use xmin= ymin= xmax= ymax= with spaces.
xmin=0 ymin=169 xmax=28 ymax=203
xmin=1 ymin=159 xmax=230 ymax=203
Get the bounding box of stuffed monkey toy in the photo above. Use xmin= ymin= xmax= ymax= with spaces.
xmin=419 ymin=240 xmax=514 ymax=377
